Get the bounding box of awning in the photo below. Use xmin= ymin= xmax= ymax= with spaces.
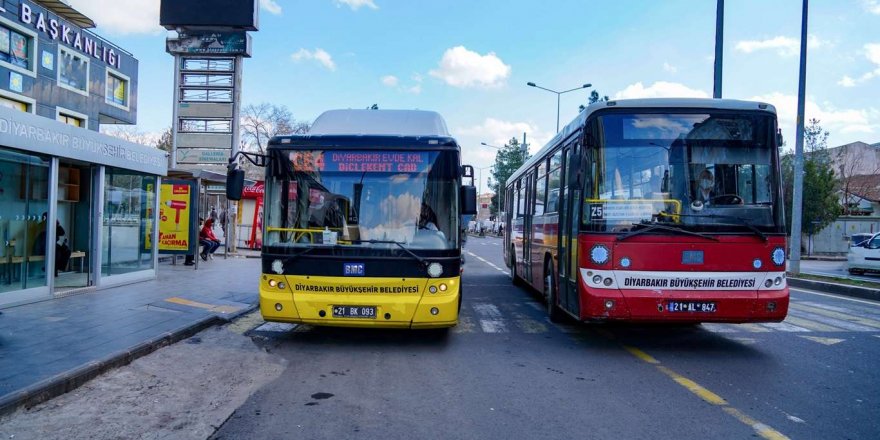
xmin=34 ymin=0 xmax=96 ymax=28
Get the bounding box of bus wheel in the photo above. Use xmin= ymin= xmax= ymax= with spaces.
xmin=545 ymin=260 xmax=565 ymax=323
xmin=511 ymin=251 xmax=524 ymax=286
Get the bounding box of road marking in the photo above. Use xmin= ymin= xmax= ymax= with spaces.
xmin=722 ymin=407 xmax=791 ymax=440
xmin=453 ymin=316 xmax=477 ymax=334
xmin=790 ymin=303 xmax=880 ymax=330
xmin=656 ymin=365 xmax=727 ymax=405
xmin=511 ymin=312 xmax=548 ymax=333
xmin=479 ymin=319 xmax=508 ymax=333
xmin=619 ymin=344 xmax=791 ymax=440
xmin=473 ymin=303 xmax=502 ymax=318
xmin=473 ymin=303 xmax=508 ymax=333
xmin=798 ymin=336 xmax=845 ymax=345
xmin=737 ymin=323 xmax=772 ymax=333
xmin=731 ymin=337 xmax=757 ymax=345
xmin=165 ymin=297 xmax=243 ymax=314
xmin=791 ymin=288 xmax=880 ymax=307
xmin=760 ymin=322 xmax=810 ymax=332
xmin=254 ymin=322 xmax=297 ymax=333
xmin=788 ymin=308 xmax=876 ymax=332
xmin=702 ymin=323 xmax=738 ymax=333
xmin=783 ymin=315 xmax=845 ymax=332
xmin=466 ymin=251 xmax=506 ymax=273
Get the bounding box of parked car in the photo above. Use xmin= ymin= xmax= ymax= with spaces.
xmin=850 ymin=233 xmax=874 ymax=247
xmin=847 ymin=232 xmax=880 ymax=275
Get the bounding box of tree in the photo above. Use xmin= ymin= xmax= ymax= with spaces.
xmin=156 ymin=127 xmax=172 ymax=153
xmin=579 ymin=90 xmax=610 ymax=112
xmin=781 ymin=119 xmax=840 ymax=241
xmin=488 ymin=137 xmax=530 ymax=214
xmin=240 ymin=103 xmax=309 ymax=154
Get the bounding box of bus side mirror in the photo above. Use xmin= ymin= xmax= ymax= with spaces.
xmin=461 ymin=185 xmax=477 ymax=215
xmin=226 ymin=167 xmax=245 ymax=201
xmin=777 ymin=129 xmax=784 ymax=148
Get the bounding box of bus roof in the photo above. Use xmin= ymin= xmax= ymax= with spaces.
xmin=507 ymin=98 xmax=778 ymax=185
xmin=308 ymin=109 xmax=451 ymax=137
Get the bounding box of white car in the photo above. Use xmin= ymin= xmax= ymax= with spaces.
xmin=847 ymin=232 xmax=880 ymax=275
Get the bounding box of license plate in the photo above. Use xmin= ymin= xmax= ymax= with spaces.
xmin=332 ymin=306 xmax=377 ymax=319
xmin=666 ymin=301 xmax=716 ymax=313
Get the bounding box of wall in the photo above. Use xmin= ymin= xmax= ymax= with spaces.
xmin=808 ymin=216 xmax=880 ymax=255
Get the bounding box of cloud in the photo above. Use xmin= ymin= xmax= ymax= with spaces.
xmin=381 ymin=75 xmax=399 ymax=87
xmin=613 ymin=81 xmax=709 ymax=99
xmin=662 ymin=62 xmax=678 ymax=74
xmin=429 ymin=46 xmax=511 ymax=88
xmin=335 ymin=0 xmax=378 ymax=10
xmin=260 ymin=0 xmax=283 ymax=15
xmin=291 ymin=49 xmax=336 ymax=71
xmin=838 ymin=76 xmax=856 ymax=87
xmin=68 ymin=0 xmax=161 ymax=35
xmin=457 ymin=118 xmax=552 ymax=157
xmin=406 ymin=85 xmax=422 ymax=94
xmin=734 ymin=35 xmax=826 ymax=57
xmin=839 ymin=43 xmax=880 ymax=86
xmin=864 ymin=0 xmax=880 ymax=14
xmin=750 ymin=92 xmax=879 ymax=144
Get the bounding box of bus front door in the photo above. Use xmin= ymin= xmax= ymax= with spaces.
xmin=557 ymin=144 xmax=581 ymax=315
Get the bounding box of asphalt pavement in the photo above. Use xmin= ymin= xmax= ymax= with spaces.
xmin=211 ymin=235 xmax=880 ymax=440
xmin=798 ymin=259 xmax=880 ymax=283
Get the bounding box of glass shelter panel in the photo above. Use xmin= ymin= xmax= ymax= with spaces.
xmin=102 ymin=168 xmax=156 ymax=276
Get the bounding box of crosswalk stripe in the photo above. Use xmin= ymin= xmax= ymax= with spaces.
xmin=511 ymin=312 xmax=548 ymax=333
xmin=702 ymin=323 xmax=738 ymax=333
xmin=453 ymin=316 xmax=477 ymax=333
xmin=783 ymin=316 xmax=845 ymax=332
xmin=788 ymin=308 xmax=876 ymax=332
xmin=473 ymin=303 xmax=502 ymax=318
xmin=760 ymin=322 xmax=810 ymax=332
xmin=790 ymin=303 xmax=880 ymax=330
xmin=798 ymin=336 xmax=845 ymax=346
xmin=254 ymin=322 xmax=297 ymax=333
xmin=736 ymin=323 xmax=772 ymax=333
xmin=479 ymin=319 xmax=508 ymax=333
xmin=797 ymin=301 xmax=880 ymax=321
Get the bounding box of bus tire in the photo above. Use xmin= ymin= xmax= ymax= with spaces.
xmin=511 ymin=250 xmax=524 ymax=287
xmin=545 ymin=260 xmax=565 ymax=323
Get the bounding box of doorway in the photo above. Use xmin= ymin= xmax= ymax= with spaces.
xmin=54 ymin=162 xmax=94 ymax=293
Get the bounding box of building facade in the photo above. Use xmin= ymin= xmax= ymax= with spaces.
xmin=0 ymin=1 xmax=165 ymax=308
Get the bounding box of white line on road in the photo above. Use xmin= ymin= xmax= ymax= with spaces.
xmin=791 ymin=288 xmax=880 ymax=307
xmin=473 ymin=303 xmax=502 ymax=318
xmin=479 ymin=319 xmax=508 ymax=333
xmin=254 ymin=322 xmax=297 ymax=333
xmin=760 ymin=322 xmax=811 ymax=332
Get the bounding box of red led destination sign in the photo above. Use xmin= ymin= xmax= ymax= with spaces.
xmin=290 ymin=151 xmax=433 ymax=173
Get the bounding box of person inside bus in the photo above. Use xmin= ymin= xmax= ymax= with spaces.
xmin=308 ymin=191 xmax=345 ymax=229
xmin=418 ymin=202 xmax=439 ymax=231
xmin=696 ymin=167 xmax=716 ymax=204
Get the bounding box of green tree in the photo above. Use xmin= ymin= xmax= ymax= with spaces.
xmin=488 ymin=137 xmax=530 ymax=214
xmin=579 ymin=90 xmax=610 ymax=111
xmin=781 ymin=119 xmax=840 ymax=241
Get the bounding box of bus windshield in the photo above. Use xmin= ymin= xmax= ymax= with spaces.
xmin=264 ymin=149 xmax=459 ymax=250
xmin=584 ymin=112 xmax=784 ymax=234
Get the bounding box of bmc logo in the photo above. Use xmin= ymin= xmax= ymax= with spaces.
xmin=343 ymin=263 xmax=365 ymax=276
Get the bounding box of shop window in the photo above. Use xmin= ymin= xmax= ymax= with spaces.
xmin=0 ymin=20 xmax=36 ymax=76
xmin=102 ymin=168 xmax=156 ymax=276
xmin=105 ymin=69 xmax=129 ymax=109
xmin=0 ymin=147 xmax=50 ymax=294
xmin=58 ymin=48 xmax=89 ymax=95
xmin=179 ymin=118 xmax=231 ymax=133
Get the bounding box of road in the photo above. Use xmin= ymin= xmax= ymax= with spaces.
xmin=211 ymin=235 xmax=880 ymax=440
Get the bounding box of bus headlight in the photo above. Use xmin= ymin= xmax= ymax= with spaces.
xmin=771 ymin=248 xmax=785 ymax=266
xmin=590 ymin=245 xmax=610 ymax=265
xmin=268 ymin=279 xmax=277 ymax=288
xmin=427 ymin=263 xmax=443 ymax=278
xmin=439 ymin=283 xmax=447 ymax=292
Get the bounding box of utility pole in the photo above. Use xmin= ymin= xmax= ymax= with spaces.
xmin=713 ymin=0 xmax=724 ymax=99
xmin=789 ymin=0 xmax=809 ymax=275
xmin=522 ymin=132 xmax=528 ymax=161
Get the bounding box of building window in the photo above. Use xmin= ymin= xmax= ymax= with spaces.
xmin=182 ymin=58 xmax=234 ymax=72
xmin=181 ymin=88 xmax=232 ymax=102
xmin=105 ymin=69 xmax=129 ymax=109
xmin=0 ymin=93 xmax=33 ymax=113
xmin=0 ymin=18 xmax=37 ymax=76
xmin=58 ymin=48 xmax=89 ymax=95
xmin=179 ymin=118 xmax=231 ymax=133
xmin=56 ymin=107 xmax=88 ymax=128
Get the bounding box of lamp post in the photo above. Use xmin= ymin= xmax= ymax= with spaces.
xmin=526 ymin=82 xmax=591 ymax=132
xmin=475 ymin=165 xmax=494 ymax=220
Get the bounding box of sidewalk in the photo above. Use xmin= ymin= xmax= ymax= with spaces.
xmin=0 ymin=253 xmax=261 ymax=416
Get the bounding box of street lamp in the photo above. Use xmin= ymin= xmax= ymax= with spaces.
xmin=527 ymin=81 xmax=591 ymax=132
xmin=482 ymin=141 xmax=526 ymax=161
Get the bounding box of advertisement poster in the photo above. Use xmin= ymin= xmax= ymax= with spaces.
xmin=0 ymin=29 xmax=9 ymax=54
xmin=158 ymin=180 xmax=196 ymax=254
xmin=166 ymin=32 xmax=251 ymax=56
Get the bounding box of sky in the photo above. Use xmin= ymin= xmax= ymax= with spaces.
xmin=69 ymin=0 xmax=880 ymax=192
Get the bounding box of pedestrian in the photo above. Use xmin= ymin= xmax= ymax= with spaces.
xmin=219 ymin=208 xmax=228 ymax=236
xmin=199 ymin=218 xmax=221 ymax=261
xmin=209 ymin=206 xmax=218 ymax=229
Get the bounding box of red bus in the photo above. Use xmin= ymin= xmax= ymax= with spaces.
xmin=503 ymin=98 xmax=789 ymax=323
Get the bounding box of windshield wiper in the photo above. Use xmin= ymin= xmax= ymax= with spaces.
xmin=658 ymin=212 xmax=768 ymax=242
xmin=351 ymin=239 xmax=427 ymax=266
xmin=617 ymin=221 xmax=719 ymax=242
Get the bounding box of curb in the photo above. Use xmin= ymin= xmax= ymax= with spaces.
xmin=788 ymin=277 xmax=880 ymax=302
xmin=0 ymin=314 xmax=226 ymax=417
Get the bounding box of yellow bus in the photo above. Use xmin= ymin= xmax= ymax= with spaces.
xmin=227 ymin=109 xmax=477 ymax=329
